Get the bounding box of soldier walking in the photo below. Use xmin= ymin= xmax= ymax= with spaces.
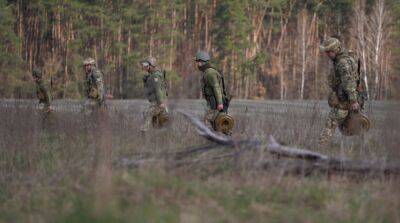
xmin=83 ymin=58 xmax=105 ymax=108
xmin=195 ymin=51 xmax=233 ymax=135
xmin=318 ymin=37 xmax=366 ymax=146
xmin=32 ymin=68 xmax=52 ymax=113
xmin=139 ymin=57 xmax=169 ymax=133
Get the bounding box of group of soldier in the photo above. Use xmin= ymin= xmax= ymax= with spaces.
xmin=32 ymin=37 xmax=369 ymax=147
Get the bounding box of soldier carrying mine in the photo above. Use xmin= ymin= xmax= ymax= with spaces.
xmin=319 ymin=37 xmax=369 ymax=146
xmin=83 ymin=57 xmax=105 ymax=107
xmin=139 ymin=56 xmax=169 ymax=133
xmin=195 ymin=51 xmax=234 ymax=135
xmin=32 ymin=68 xmax=52 ymax=113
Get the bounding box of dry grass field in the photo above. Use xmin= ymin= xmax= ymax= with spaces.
xmin=0 ymin=99 xmax=399 ymax=223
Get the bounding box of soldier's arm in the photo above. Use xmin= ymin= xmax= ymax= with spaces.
xmin=94 ymin=70 xmax=105 ymax=102
xmin=338 ymin=60 xmax=358 ymax=103
xmin=205 ymin=70 xmax=223 ymax=105
xmin=327 ymin=71 xmax=336 ymax=91
xmin=152 ymin=75 xmax=166 ymax=105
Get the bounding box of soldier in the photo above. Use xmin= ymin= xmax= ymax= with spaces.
xmin=32 ymin=68 xmax=52 ymax=113
xmin=83 ymin=58 xmax=105 ymax=107
xmin=139 ymin=56 xmax=169 ymax=132
xmin=318 ymin=37 xmax=365 ymax=146
xmin=195 ymin=51 xmax=233 ymax=135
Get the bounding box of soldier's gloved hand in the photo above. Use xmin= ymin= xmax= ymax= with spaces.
xmin=350 ymin=102 xmax=360 ymax=111
xmin=217 ymin=104 xmax=224 ymax=111
xmin=46 ymin=106 xmax=54 ymax=113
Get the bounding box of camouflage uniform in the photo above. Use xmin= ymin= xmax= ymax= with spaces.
xmin=319 ymin=38 xmax=361 ymax=145
xmin=85 ymin=66 xmax=105 ymax=106
xmin=201 ymin=66 xmax=225 ymax=125
xmin=195 ymin=51 xmax=231 ymax=133
xmin=32 ymin=69 xmax=52 ymax=112
xmin=140 ymin=60 xmax=168 ymax=132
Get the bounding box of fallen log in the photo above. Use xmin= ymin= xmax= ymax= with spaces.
xmin=267 ymin=135 xmax=328 ymax=161
xmin=179 ymin=110 xmax=400 ymax=175
xmin=178 ymin=110 xmax=235 ymax=146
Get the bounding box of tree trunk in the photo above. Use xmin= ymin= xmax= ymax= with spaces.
xmin=118 ymin=19 xmax=123 ymax=97
xmin=169 ymin=8 xmax=176 ymax=70
xmin=300 ymin=9 xmax=307 ymax=100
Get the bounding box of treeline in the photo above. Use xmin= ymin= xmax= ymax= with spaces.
xmin=0 ymin=0 xmax=399 ymax=100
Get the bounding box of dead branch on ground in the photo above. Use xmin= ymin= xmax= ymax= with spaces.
xmin=178 ymin=110 xmax=400 ymax=175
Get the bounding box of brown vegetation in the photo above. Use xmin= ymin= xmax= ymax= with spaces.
xmin=0 ymin=100 xmax=399 ymax=222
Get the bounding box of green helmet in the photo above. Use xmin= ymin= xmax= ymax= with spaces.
xmin=320 ymin=37 xmax=341 ymax=53
xmin=142 ymin=56 xmax=157 ymax=67
xmin=32 ymin=68 xmax=42 ymax=78
xmin=83 ymin=57 xmax=96 ymax=66
xmin=195 ymin=51 xmax=210 ymax=62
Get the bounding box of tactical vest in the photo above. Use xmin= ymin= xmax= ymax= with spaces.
xmin=36 ymin=89 xmax=45 ymax=101
xmin=143 ymin=70 xmax=167 ymax=103
xmin=202 ymin=68 xmax=220 ymax=97
xmin=202 ymin=67 xmax=231 ymax=112
xmin=86 ymin=69 xmax=101 ymax=99
xmin=36 ymin=80 xmax=48 ymax=102
xmin=328 ymin=51 xmax=365 ymax=109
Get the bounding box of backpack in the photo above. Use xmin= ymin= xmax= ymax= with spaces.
xmin=345 ymin=50 xmax=367 ymax=105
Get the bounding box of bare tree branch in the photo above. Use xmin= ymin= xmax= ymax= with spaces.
xmin=177 ymin=110 xmax=235 ymax=146
xmin=267 ymin=135 xmax=329 ymax=161
xmin=178 ymin=110 xmax=400 ymax=175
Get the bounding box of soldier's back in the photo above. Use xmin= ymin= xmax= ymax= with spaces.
xmin=335 ymin=52 xmax=357 ymax=76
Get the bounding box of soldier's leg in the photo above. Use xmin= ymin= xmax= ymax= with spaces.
xmin=43 ymin=101 xmax=53 ymax=113
xmin=152 ymin=105 xmax=165 ymax=117
xmin=318 ymin=108 xmax=348 ymax=146
xmin=152 ymin=105 xmax=169 ymax=128
xmin=83 ymin=99 xmax=97 ymax=116
xmin=203 ymin=109 xmax=218 ymax=130
xmin=38 ymin=102 xmax=45 ymax=111
xmin=140 ymin=104 xmax=154 ymax=133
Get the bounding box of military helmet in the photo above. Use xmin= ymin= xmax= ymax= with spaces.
xmin=320 ymin=37 xmax=341 ymax=53
xmin=83 ymin=57 xmax=96 ymax=66
xmin=213 ymin=113 xmax=234 ymax=135
xmin=195 ymin=51 xmax=210 ymax=62
xmin=142 ymin=56 xmax=157 ymax=67
xmin=339 ymin=112 xmax=370 ymax=136
xmin=32 ymin=68 xmax=43 ymax=78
